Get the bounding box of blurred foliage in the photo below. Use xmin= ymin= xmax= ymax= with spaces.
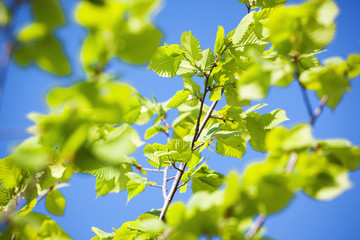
xmin=1 ymin=0 xmax=360 ymax=239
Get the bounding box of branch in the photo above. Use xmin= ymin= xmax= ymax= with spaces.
xmin=137 ymin=167 xmax=164 ymax=173
xmin=311 ymin=95 xmax=328 ymax=126
xmin=166 ymin=176 xmax=176 ymax=181
xmin=162 ymin=166 xmax=169 ymax=200
xmin=246 ymin=213 xmax=266 ymax=240
xmin=246 ymin=94 xmax=328 ymax=239
xmin=210 ymin=115 xmax=235 ymax=123
xmin=37 ymin=184 xmax=56 ymax=203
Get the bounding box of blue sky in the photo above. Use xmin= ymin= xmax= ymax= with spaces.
xmin=1 ymin=0 xmax=360 ymax=239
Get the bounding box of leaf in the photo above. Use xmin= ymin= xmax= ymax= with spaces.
xmin=216 ymin=135 xmax=247 ymax=159
xmin=299 ymin=60 xmax=350 ymax=109
xmin=183 ymin=77 xmax=201 ymax=94
xmin=167 ymin=139 xmax=192 ymax=162
xmin=0 ymin=3 xmax=8 ymax=26
xmin=177 ymin=60 xmax=198 ymax=78
xmin=199 ymin=49 xmax=215 ymax=72
xmin=14 ymin=35 xmax=71 ymax=75
xmin=92 ymin=227 xmax=114 ymax=240
xmin=126 ymin=180 xmax=146 ymax=203
xmin=180 ymin=31 xmax=203 ymax=62
xmin=32 ymin=0 xmax=65 ymax=28
xmin=148 ymin=45 xmax=183 ymax=78
xmin=125 ymin=172 xmax=148 ymax=184
xmin=45 ymin=190 xmax=66 ymax=216
xmin=166 ymin=90 xmax=190 ymax=108
xmin=244 ymin=161 xmax=294 ymax=214
xmin=347 ymin=54 xmax=360 ymax=79
xmin=92 ymin=124 xmax=143 ymax=165
xmin=209 ymin=87 xmax=222 ymax=101
xmin=116 ymin=22 xmax=162 ymax=64
xmin=144 ymin=125 xmax=163 ymax=140
xmin=266 ymin=124 xmax=315 ymax=152
xmin=232 ymin=12 xmax=255 ymax=45
xmin=214 ymin=26 xmax=226 ymax=56
xmin=269 ymin=0 xmax=338 ymax=56
xmin=191 ymin=165 xmax=226 ymax=193
xmin=0 ymin=157 xmax=19 ymax=189
xmin=256 ymin=0 xmax=287 ymax=8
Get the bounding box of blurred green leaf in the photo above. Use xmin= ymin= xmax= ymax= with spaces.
xmin=45 ymin=190 xmax=66 ymax=216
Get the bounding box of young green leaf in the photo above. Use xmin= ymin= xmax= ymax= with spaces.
xmin=166 ymin=89 xmax=191 ymax=108
xmin=45 ymin=190 xmax=66 ymax=216
xmin=148 ymin=45 xmax=183 ymax=78
xmin=180 ymin=31 xmax=203 ymax=62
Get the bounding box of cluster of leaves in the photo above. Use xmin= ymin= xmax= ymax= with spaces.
xmin=1 ymin=0 xmax=360 ymax=239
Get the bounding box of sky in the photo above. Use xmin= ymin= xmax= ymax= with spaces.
xmin=1 ymin=0 xmax=360 ymax=239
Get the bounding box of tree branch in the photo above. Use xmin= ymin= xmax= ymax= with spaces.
xmin=245 ymin=94 xmax=328 ymax=239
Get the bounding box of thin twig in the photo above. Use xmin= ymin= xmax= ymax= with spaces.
xmin=149 ymin=184 xmax=163 ymax=189
xmin=246 ymin=213 xmax=266 ymax=240
xmin=171 ymin=163 xmax=183 ymax=172
xmin=37 ymin=184 xmax=56 ymax=203
xmin=192 ymin=142 xmax=205 ymax=151
xmin=159 ymin=44 xmax=229 ymax=222
xmin=138 ymin=167 xmax=164 ymax=173
xmin=311 ymin=95 xmax=328 ymax=126
xmin=162 ymin=166 xmax=169 ymax=200
xmin=166 ymin=176 xmax=176 ymax=181
xmin=210 ymin=116 xmax=235 ymax=123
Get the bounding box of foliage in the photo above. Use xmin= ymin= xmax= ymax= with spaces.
xmin=0 ymin=0 xmax=360 ymax=239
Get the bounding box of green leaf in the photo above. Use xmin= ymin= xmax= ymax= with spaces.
xmin=0 ymin=157 xmax=19 ymax=189
xmin=256 ymin=0 xmax=286 ymax=8
xmin=180 ymin=31 xmax=203 ymax=62
xmin=232 ymin=12 xmax=255 ymax=45
xmin=296 ymin=152 xmax=352 ymax=200
xmin=347 ymin=54 xmax=360 ymax=79
xmin=269 ymin=0 xmax=338 ymax=56
xmin=216 ymin=135 xmax=247 ymax=159
xmin=45 ymin=190 xmax=66 ymax=216
xmin=214 ymin=26 xmax=226 ymax=56
xmin=92 ymin=124 xmax=143 ymax=165
xmin=246 ymin=109 xmax=289 ymax=152
xmin=14 ymin=35 xmax=71 ymax=75
xmin=209 ymin=87 xmax=222 ymax=101
xmin=148 ymin=45 xmax=183 ymax=78
xmin=125 ymin=172 xmax=148 ymax=184
xmin=244 ymin=161 xmax=294 ymax=214
xmin=299 ymin=59 xmax=350 ymax=109
xmin=183 ymin=77 xmax=201 ymax=94
xmin=116 ymin=22 xmax=162 ymax=64
xmin=199 ymin=49 xmax=215 ymax=72
xmin=32 ymin=0 xmax=65 ymax=28
xmin=144 ymin=125 xmax=163 ymax=140
xmin=0 ymin=3 xmax=8 ymax=26
xmin=0 ymin=187 xmax=10 ymax=207
xmin=126 ymin=180 xmax=146 ymax=203
xmin=95 ymin=178 xmax=115 ymax=197
xmin=167 ymin=139 xmax=192 ymax=162
xmin=177 ymin=60 xmax=198 ymax=77
xmin=166 ymin=89 xmax=190 ymax=108
xmin=191 ymin=165 xmax=225 ymax=193
xmin=266 ymin=124 xmax=315 ymax=152
xmin=91 ymin=227 xmax=114 ymax=240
